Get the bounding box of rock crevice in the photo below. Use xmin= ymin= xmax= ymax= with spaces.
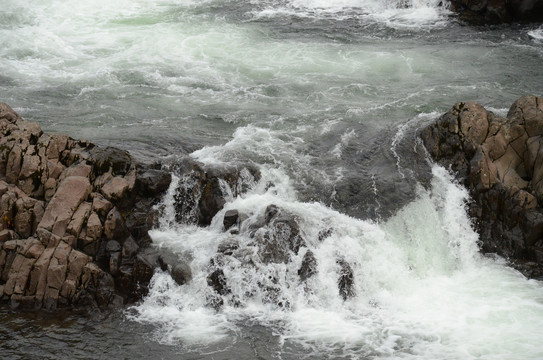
xmin=0 ymin=103 xmax=172 ymax=310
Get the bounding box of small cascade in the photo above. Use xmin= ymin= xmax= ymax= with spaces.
xmin=127 ymin=161 xmax=543 ymax=358
xmin=252 ymin=0 xmax=451 ymax=28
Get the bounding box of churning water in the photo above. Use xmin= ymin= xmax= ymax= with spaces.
xmin=1 ymin=0 xmax=543 ymax=359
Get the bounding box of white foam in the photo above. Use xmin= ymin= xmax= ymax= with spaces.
xmin=528 ymin=27 xmax=543 ymax=41
xmin=131 ymin=162 xmax=543 ymax=358
xmin=251 ymin=0 xmax=451 ymax=28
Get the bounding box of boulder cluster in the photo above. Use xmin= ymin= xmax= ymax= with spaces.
xmin=421 ymin=95 xmax=543 ymax=278
xmin=202 ymin=204 xmax=355 ymax=309
xmin=0 ymin=103 xmax=171 ymax=310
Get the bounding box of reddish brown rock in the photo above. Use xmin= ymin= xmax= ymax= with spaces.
xmin=85 ymin=212 xmax=102 ymax=242
xmin=0 ymin=229 xmax=15 ymax=243
xmin=46 ymin=258 xmax=67 ymax=291
xmin=6 ymin=143 xmax=24 ymax=184
xmin=0 ymin=103 xmax=172 ymax=309
xmin=44 ymin=178 xmax=57 ymax=202
xmin=3 ymin=254 xmax=36 ymax=296
xmin=38 ymin=176 xmax=92 ymax=237
xmin=46 ymin=160 xmax=65 ymax=180
xmin=101 ymin=176 xmax=130 ymax=203
xmin=91 ymin=193 xmax=113 ymax=219
xmin=25 ymin=241 xmax=45 ymax=259
xmin=29 ymin=247 xmax=55 ymax=299
xmin=62 ymin=162 xmax=92 ymax=179
xmin=46 ymin=134 xmax=69 ymax=160
xmin=421 ymin=95 xmax=543 ymax=278
xmin=66 ymin=202 xmax=92 ymax=237
xmin=14 ymin=197 xmax=36 ymax=238
xmin=19 ymin=154 xmax=41 ymax=180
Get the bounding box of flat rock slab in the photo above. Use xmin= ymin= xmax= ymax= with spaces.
xmin=38 ymin=176 xmax=92 ymax=238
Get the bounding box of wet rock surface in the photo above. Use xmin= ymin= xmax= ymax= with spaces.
xmin=173 ymin=159 xmax=260 ymax=226
xmin=450 ymin=0 xmax=543 ymax=24
xmin=199 ymin=203 xmax=356 ymax=309
xmin=0 ymin=103 xmax=172 ymax=310
xmin=420 ymin=95 xmax=543 ymax=279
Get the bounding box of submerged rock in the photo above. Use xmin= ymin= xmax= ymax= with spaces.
xmin=337 ymin=258 xmax=355 ymax=300
xmin=171 ymin=262 xmax=192 ymax=286
xmin=420 ymin=95 xmax=543 ymax=279
xmin=298 ymin=250 xmax=317 ymax=281
xmin=207 ymin=268 xmax=230 ymax=296
xmin=253 ymin=206 xmax=307 ymax=264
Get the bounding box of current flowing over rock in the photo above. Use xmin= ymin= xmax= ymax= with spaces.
xmin=420 ymin=95 xmax=543 ymax=278
xmin=0 ymin=102 xmax=265 ymax=310
xmin=3 ymin=94 xmax=543 ymax=313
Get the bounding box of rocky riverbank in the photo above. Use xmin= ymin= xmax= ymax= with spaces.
xmin=0 ymin=103 xmax=174 ymax=310
xmin=421 ymin=95 xmax=543 ymax=279
xmin=0 ymin=102 xmax=263 ymax=311
xmin=449 ymin=0 xmax=543 ymax=24
xmin=3 ymin=94 xmax=543 ymax=312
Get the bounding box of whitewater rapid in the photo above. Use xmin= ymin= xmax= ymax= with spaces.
xmin=130 ymin=158 xmax=543 ymax=359
xmin=2 ymin=0 xmax=543 ymax=358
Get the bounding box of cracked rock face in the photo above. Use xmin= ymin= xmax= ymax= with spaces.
xmin=420 ymin=95 xmax=543 ymax=279
xmin=0 ymin=103 xmax=172 ymax=310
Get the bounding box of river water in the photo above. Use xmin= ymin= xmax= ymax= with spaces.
xmin=1 ymin=0 xmax=543 ymax=359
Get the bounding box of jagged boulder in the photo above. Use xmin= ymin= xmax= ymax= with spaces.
xmin=420 ymin=95 xmax=543 ymax=278
xmin=337 ymin=258 xmax=355 ymax=300
xmin=298 ymin=250 xmax=317 ymax=281
xmin=253 ymin=205 xmax=307 ymax=264
xmin=173 ymin=160 xmax=260 ymax=226
xmin=0 ymin=103 xmax=172 ymax=310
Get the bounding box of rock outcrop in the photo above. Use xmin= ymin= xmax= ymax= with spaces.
xmin=420 ymin=95 xmax=543 ymax=278
xmin=0 ymin=103 xmax=172 ymax=310
xmin=173 ymin=161 xmax=260 ymax=226
xmin=449 ymin=0 xmax=543 ymax=24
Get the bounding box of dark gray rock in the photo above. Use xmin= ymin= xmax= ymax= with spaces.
xmin=89 ymin=147 xmax=132 ymax=177
xmin=122 ymin=236 xmax=139 ymax=260
xmin=104 ymin=208 xmax=130 ymax=242
xmin=199 ymin=177 xmax=226 ymax=226
xmin=171 ymin=262 xmax=192 ymax=286
xmin=217 ymin=239 xmax=240 ymax=256
xmin=207 ymin=269 xmax=229 ymax=295
xmin=106 ymin=240 xmax=121 ymax=253
xmin=337 ymin=258 xmax=355 ymax=301
xmin=136 ymin=168 xmax=171 ymax=198
xmin=298 ymin=250 xmax=317 ymax=281
xmin=264 ymin=204 xmax=279 ymax=224
xmin=449 ymin=0 xmax=543 ymax=23
xmin=223 ymin=209 xmax=239 ymax=230
xmin=318 ymin=228 xmax=333 ymax=242
xmin=173 ymin=161 xmax=260 ymax=226
xmin=132 ymin=252 xmax=157 ymax=296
